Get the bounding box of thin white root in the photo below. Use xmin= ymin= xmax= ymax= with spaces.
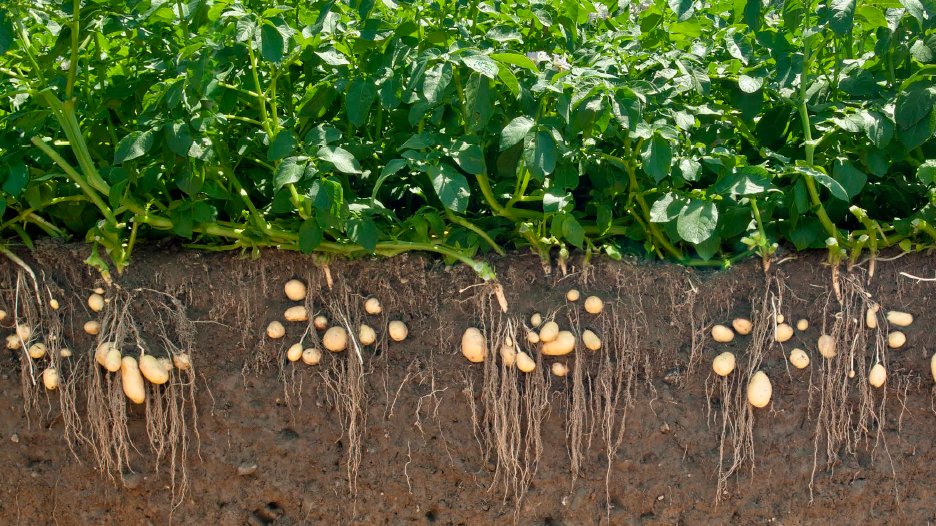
xmin=898 ymin=272 xmax=936 ymax=282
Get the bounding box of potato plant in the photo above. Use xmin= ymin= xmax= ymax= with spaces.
xmin=0 ymin=0 xmax=934 ymax=277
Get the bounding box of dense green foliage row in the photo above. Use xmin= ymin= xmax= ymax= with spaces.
xmin=1 ymin=0 xmax=935 ymax=278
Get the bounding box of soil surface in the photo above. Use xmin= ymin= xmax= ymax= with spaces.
xmin=2 ymin=242 xmax=936 ymax=526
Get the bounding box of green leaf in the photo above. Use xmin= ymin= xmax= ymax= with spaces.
xmin=677 ymin=200 xmax=719 ymax=244
xmin=317 ymin=146 xmax=362 ymax=174
xmin=738 ymin=75 xmax=763 ymax=93
xmin=452 ymin=140 xmax=485 ymax=175
xmin=678 ymin=159 xmax=701 ymax=182
xmin=486 ymin=25 xmax=522 ymax=42
xmin=900 ymin=0 xmax=935 ymax=23
xmin=832 ymin=160 xmax=867 ymax=199
xmin=305 ymin=124 xmax=342 ymax=146
xmin=461 ymin=53 xmax=499 ymax=79
xmin=496 ymin=62 xmax=520 ymax=98
xmin=714 ymin=166 xmax=774 ymax=195
xmin=597 ymin=204 xmax=612 ymax=235
xmin=260 ymin=23 xmax=284 ymax=63
xmin=0 ymin=11 xmax=14 ymax=56
xmin=235 ymin=17 xmax=256 ymax=42
xmin=3 ymin=160 xmax=28 ymax=197
xmin=114 ymin=130 xmax=155 ymax=165
xmin=649 ymin=193 xmax=687 ymax=222
xmin=273 ymin=156 xmax=306 ymax=191
xmin=916 ymin=160 xmax=936 ymax=185
xmin=527 ymin=131 xmax=557 ymax=180
xmin=373 ymin=159 xmax=408 ymax=199
xmin=298 ymin=218 xmax=324 ymax=254
xmin=862 ymin=111 xmax=894 ymax=149
xmin=795 ymin=166 xmax=849 ymax=201
xmin=829 ymin=0 xmax=856 ymax=36
xmin=490 ymin=53 xmax=539 ymax=73
xmin=898 ymin=109 xmax=935 ymax=150
xmin=641 ymin=136 xmax=673 ymax=183
xmin=543 ymin=188 xmax=571 ymax=213
xmin=169 ymin=202 xmax=195 ymax=238
xmin=430 ymin=163 xmax=470 ymax=213
xmin=346 ymin=216 xmax=378 ymax=253
xmin=895 ymin=88 xmax=933 ymax=129
xmin=267 ymin=130 xmax=297 ymax=161
xmin=423 ymin=62 xmax=453 ymax=104
xmin=789 ymin=217 xmax=823 ymax=250
xmin=500 ymin=116 xmax=535 ymax=151
xmin=669 ymin=0 xmax=695 ymax=21
xmin=347 ymin=78 xmax=377 ymax=128
xmin=562 ymin=215 xmax=585 ymax=249
xmin=166 ymin=122 xmax=194 ymax=156
xmin=726 ymin=34 xmax=753 ymax=65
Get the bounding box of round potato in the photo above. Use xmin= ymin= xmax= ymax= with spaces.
xmin=732 ymin=318 xmax=752 ymax=335
xmin=388 ymin=321 xmax=408 ymax=342
xmin=712 ymin=352 xmax=735 ymax=376
xmin=284 ymin=280 xmax=307 ymax=301
xmin=323 ymin=326 xmax=348 ymax=352
xmin=712 ymin=325 xmax=734 ymax=343
xmin=461 ymin=328 xmax=487 ymax=363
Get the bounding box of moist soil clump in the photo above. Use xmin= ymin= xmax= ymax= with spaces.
xmin=1 ymin=241 xmax=935 ymax=525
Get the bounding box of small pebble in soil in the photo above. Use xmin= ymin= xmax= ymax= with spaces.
xmin=657 ymin=494 xmax=664 ymax=501
xmin=237 ymin=461 xmax=258 ymax=476
xmin=10 ymin=434 xmax=19 ymax=443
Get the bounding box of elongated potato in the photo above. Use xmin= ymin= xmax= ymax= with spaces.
xmin=551 ymin=362 xmax=568 ymax=377
xmin=84 ymin=320 xmax=101 ymax=335
xmin=712 ymin=352 xmax=735 ymax=376
xmin=28 ymin=343 xmax=47 ymax=359
xmin=93 ymin=287 xmax=105 ymax=295
xmin=284 ymin=279 xmax=306 ymax=301
xmin=364 ymin=297 xmax=382 ymax=315
xmin=172 ymin=353 xmax=191 ymax=370
xmin=302 ymin=348 xmax=322 ymax=365
xmin=869 ymin=363 xmax=886 ymax=388
xmin=516 ymin=351 xmax=535 ymax=373
xmin=712 ymin=325 xmax=734 ymax=343
xmin=284 ymin=305 xmax=308 ymax=322
xmin=732 ymin=318 xmax=752 ymax=335
xmin=104 ymin=348 xmax=122 ymax=372
xmin=747 ymin=371 xmax=772 ymax=408
xmin=461 ymin=328 xmax=486 ymax=363
xmin=530 ymin=313 xmax=542 ymax=328
xmin=267 ymin=321 xmax=286 ymax=339
xmin=789 ymin=348 xmax=809 ymax=369
xmin=866 ymin=307 xmax=878 ymax=329
xmin=43 ymin=367 xmax=59 ymax=390
xmin=582 ymin=330 xmax=601 ymax=351
xmin=584 ymin=296 xmax=604 ymax=314
xmin=542 ymin=331 xmax=575 ymax=356
xmin=775 ymin=323 xmax=794 ymax=342
xmin=121 ymin=357 xmax=146 ymax=404
xmin=931 ymin=353 xmax=936 ymax=383
xmin=359 ymin=324 xmax=376 ymax=346
xmin=886 ymin=311 xmax=913 ymax=327
xmin=388 ymin=321 xmax=408 ymax=342
xmin=88 ymin=293 xmax=105 ymax=312
xmin=50 ymin=299 xmax=59 ymax=310
xmin=140 ymin=355 xmax=169 ymax=385
xmin=287 ymin=343 xmax=303 ymax=362
xmin=323 ymin=326 xmax=348 ymax=352
xmin=500 ymin=343 xmax=517 ymax=367
xmin=888 ymin=331 xmax=906 ymax=348
xmin=539 ymin=322 xmax=559 ymax=343
xmin=817 ymin=334 xmax=836 ymax=359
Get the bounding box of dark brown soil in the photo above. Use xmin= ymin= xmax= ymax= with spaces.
xmin=2 ymin=242 xmax=936 ymax=525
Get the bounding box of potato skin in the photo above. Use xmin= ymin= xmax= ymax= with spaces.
xmin=551 ymin=363 xmax=568 ymax=376
xmin=388 ymin=321 xmax=408 ymax=342
xmin=789 ymin=348 xmax=810 ymax=369
xmin=711 ymin=325 xmax=734 ymax=343
xmin=888 ymin=331 xmax=906 ymax=348
xmin=582 ymin=330 xmax=601 ymax=351
xmin=542 ymin=331 xmax=575 ymax=356
xmin=732 ymin=318 xmax=752 ymax=335
xmin=516 ymin=351 xmax=535 ymax=372
xmin=461 ymin=328 xmax=487 ymax=363
xmin=747 ymin=371 xmax=772 ymax=408
xmin=817 ymin=334 xmax=836 ymax=358
xmin=869 ymin=363 xmax=886 ymax=388
xmin=287 ymin=344 xmax=303 ymax=362
xmin=886 ymin=311 xmax=913 ymax=327
xmin=140 ymin=355 xmax=169 ymax=385
xmin=284 ymin=280 xmax=307 ymax=301
xmin=712 ymin=352 xmax=735 ymax=376
xmin=775 ymin=323 xmax=794 ymax=342
xmin=302 ymin=348 xmax=322 ymax=365
xmin=284 ymin=305 xmax=308 ymax=322
xmin=43 ymin=368 xmax=59 ymax=390
xmin=121 ymin=357 xmax=146 ymax=404
xmin=584 ymin=296 xmax=603 ymax=314
xmin=323 ymin=326 xmax=348 ymax=352
xmin=539 ymin=322 xmax=559 ymax=343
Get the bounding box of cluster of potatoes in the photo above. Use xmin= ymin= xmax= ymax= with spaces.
xmin=461 ymin=289 xmax=605 ymax=377
xmin=84 ymin=289 xmax=191 ymax=404
xmin=4 ymin=297 xmax=69 ymax=391
xmin=267 ymin=280 xmax=408 ymax=365
xmin=710 ymin=308 xmax=922 ymax=408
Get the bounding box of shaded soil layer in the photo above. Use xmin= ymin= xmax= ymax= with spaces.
xmin=2 ymin=241 xmax=936 ymax=525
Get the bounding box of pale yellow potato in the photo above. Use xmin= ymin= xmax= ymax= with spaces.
xmin=747 ymin=371 xmax=772 ymax=408
xmin=566 ymin=289 xmax=580 ymax=302
xmin=28 ymin=343 xmax=47 ymax=359
xmin=121 ymin=357 xmax=145 ymax=404
xmin=712 ymin=352 xmax=735 ymax=376
xmin=886 ymin=311 xmax=913 ymax=327
xmin=530 ymin=313 xmax=543 ymax=327
xmin=158 ymin=357 xmax=173 ymax=372
xmin=364 ymin=297 xmax=382 ymax=315
xmin=173 ymin=353 xmax=191 ymax=370
xmin=88 ymin=293 xmax=105 ymax=312
xmin=284 ymin=279 xmax=307 ymax=301
xmin=84 ymin=320 xmax=101 ymax=335
xmin=50 ymin=299 xmax=59 ymax=310
xmin=95 ymin=342 xmax=116 ymax=367
xmin=582 ymin=330 xmax=601 ymax=351
xmin=516 ymin=351 xmax=535 ymax=373
xmin=775 ymin=323 xmax=793 ymax=342
xmin=93 ymin=287 xmax=105 ymax=295
xmin=323 ymin=327 xmax=348 ymax=352
xmin=287 ymin=343 xmax=303 ymax=362
xmin=732 ymin=318 xmax=752 ymax=335
xmin=60 ymin=348 xmax=72 ymax=358
xmin=267 ymin=321 xmax=286 ymax=339
xmin=869 ymin=363 xmax=886 ymax=388
xmin=140 ymin=355 xmax=169 ymax=385
xmin=5 ymin=334 xmax=20 ymax=350
xmin=796 ymin=319 xmax=808 ymax=331
xmin=527 ymin=331 xmax=540 ymax=344
xmin=584 ymin=296 xmax=604 ymax=314
xmin=817 ymin=334 xmax=836 ymax=359
xmin=775 ymin=314 xmax=785 ymax=324
xmin=359 ymin=324 xmax=376 ymax=346
xmin=388 ymin=321 xmax=408 ymax=342
xmin=16 ymin=323 xmax=31 ymax=340
xmin=461 ymin=328 xmax=486 ymax=363
xmin=930 ymin=353 xmax=936 ymax=383
xmin=43 ymin=368 xmax=59 ymax=390
xmin=712 ymin=324 xmax=734 ymax=343
xmin=542 ymin=331 xmax=575 ymax=356
xmin=0 ymin=309 xmax=5 ymax=321
xmin=539 ymin=321 xmax=559 ymax=343
xmin=500 ymin=343 xmax=517 ymax=367
xmin=313 ymin=315 xmax=328 ymax=331
xmin=551 ymin=362 xmax=568 ymax=377
xmin=866 ymin=307 xmax=878 ymax=329
xmin=284 ymin=305 xmax=308 ymax=322
xmin=302 ymin=348 xmax=322 ymax=365
xmin=104 ymin=348 xmax=122 ymax=372
xmin=789 ymin=348 xmax=809 ymax=369
xmin=888 ymin=331 xmax=906 ymax=348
